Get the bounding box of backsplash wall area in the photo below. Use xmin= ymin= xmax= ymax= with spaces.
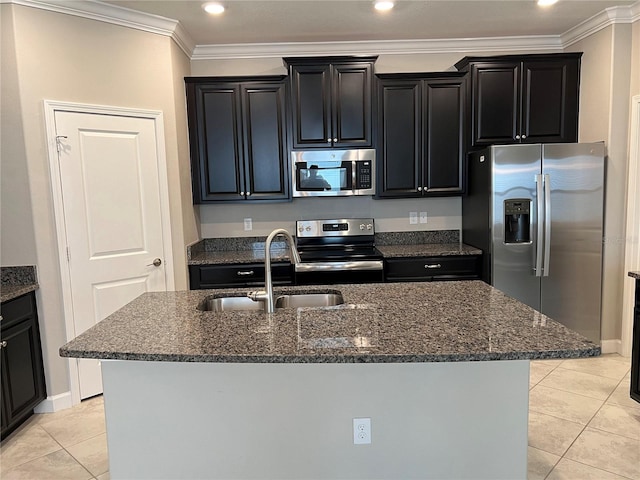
xmin=199 ymin=196 xmax=461 ymax=238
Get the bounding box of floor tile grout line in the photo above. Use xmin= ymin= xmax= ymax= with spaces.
xmin=0 ymin=423 xmax=65 ymax=471
xmin=553 ymin=456 xmax=638 ymax=480
xmin=547 ymin=373 xmax=638 ymax=480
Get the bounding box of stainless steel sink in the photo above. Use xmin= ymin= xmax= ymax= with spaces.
xmin=198 ymin=291 xmax=344 ymax=312
xmin=199 ymin=296 xmax=266 ymax=312
xmin=274 ymin=293 xmax=344 ymax=309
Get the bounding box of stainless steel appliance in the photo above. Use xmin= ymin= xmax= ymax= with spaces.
xmin=294 ymin=218 xmax=384 ymax=284
xmin=292 ymin=149 xmax=375 ymax=197
xmin=462 ymin=143 xmax=605 ymax=343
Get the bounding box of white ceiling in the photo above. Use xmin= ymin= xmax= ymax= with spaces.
xmin=100 ymin=0 xmax=636 ymax=46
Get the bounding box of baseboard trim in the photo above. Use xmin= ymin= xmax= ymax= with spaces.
xmin=600 ymin=339 xmax=622 ymax=355
xmin=34 ymin=391 xmax=74 ymax=413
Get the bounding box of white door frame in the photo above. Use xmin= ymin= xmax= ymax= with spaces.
xmin=44 ymin=100 xmax=176 ymax=405
xmin=622 ymin=95 xmax=640 ymax=357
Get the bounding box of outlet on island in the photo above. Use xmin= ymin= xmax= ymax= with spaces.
xmin=353 ymin=418 xmax=371 ymax=445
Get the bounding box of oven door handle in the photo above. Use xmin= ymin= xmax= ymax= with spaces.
xmin=295 ymin=260 xmax=384 ymax=272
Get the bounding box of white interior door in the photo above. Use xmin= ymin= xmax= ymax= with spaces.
xmin=54 ymin=110 xmax=169 ymax=399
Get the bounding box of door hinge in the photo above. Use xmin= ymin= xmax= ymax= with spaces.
xmin=55 ymin=135 xmax=68 ymax=154
xmin=66 ymin=247 xmax=71 ymax=262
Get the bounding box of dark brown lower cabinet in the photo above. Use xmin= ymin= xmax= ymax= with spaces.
xmin=631 ymin=278 xmax=640 ymax=403
xmin=189 ymin=263 xmax=294 ymax=289
xmin=1 ymin=292 xmax=47 ymax=439
xmin=384 ymin=255 xmax=482 ymax=282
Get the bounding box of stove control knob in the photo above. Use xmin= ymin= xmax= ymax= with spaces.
xmin=298 ymin=226 xmax=304 ymax=233
xmin=305 ymin=226 xmax=311 ymax=231
xmin=367 ymin=224 xmax=373 ymax=230
xmin=360 ymin=224 xmax=366 ymax=230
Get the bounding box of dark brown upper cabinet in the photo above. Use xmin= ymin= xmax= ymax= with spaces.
xmin=455 ymin=53 xmax=581 ymax=147
xmin=284 ymin=56 xmax=377 ymax=149
xmin=377 ymin=72 xmax=466 ymax=198
xmin=185 ymin=76 xmax=289 ymax=203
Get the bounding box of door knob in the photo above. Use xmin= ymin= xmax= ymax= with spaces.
xmin=147 ymin=258 xmax=162 ymax=267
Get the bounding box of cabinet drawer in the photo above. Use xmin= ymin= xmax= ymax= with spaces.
xmin=1 ymin=294 xmax=35 ymax=328
xmin=189 ymin=263 xmax=294 ymax=289
xmin=384 ymin=255 xmax=481 ymax=282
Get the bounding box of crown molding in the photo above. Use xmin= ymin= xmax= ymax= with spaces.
xmin=562 ymin=1 xmax=640 ymax=47
xmin=3 ymin=0 xmax=638 ymax=60
xmin=3 ymin=0 xmax=195 ymax=57
xmin=191 ymin=36 xmax=564 ymax=61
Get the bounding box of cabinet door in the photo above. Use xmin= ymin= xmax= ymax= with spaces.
xmin=332 ymin=63 xmax=373 ymax=147
xmin=191 ymin=84 xmax=245 ymax=202
xmin=241 ymin=82 xmax=289 ymax=200
xmin=423 ymin=78 xmax=465 ymax=194
xmin=521 ymin=58 xmax=579 ymax=144
xmin=471 ymin=62 xmax=520 ymax=146
xmin=377 ymin=80 xmax=421 ymax=197
xmin=0 ymin=294 xmax=46 ymax=438
xmin=188 ymin=263 xmax=294 ymax=289
xmin=384 ymin=256 xmax=482 ymax=282
xmin=289 ymin=64 xmax=332 ymax=148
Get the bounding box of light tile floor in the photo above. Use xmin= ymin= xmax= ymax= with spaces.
xmin=0 ymin=354 xmax=638 ymax=479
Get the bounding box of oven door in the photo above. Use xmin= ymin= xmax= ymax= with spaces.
xmin=294 ymin=261 xmax=384 ymax=285
xmin=293 ymin=160 xmax=353 ymax=196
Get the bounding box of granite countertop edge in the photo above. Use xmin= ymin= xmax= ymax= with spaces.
xmin=60 ymin=348 xmax=600 ymax=364
xmin=1 ymin=283 xmax=39 ymax=303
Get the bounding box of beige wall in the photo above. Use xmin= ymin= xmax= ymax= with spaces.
xmin=566 ymin=23 xmax=634 ymax=343
xmin=0 ymin=5 xmax=37 ymax=265
xmin=2 ymin=4 xmax=196 ymax=397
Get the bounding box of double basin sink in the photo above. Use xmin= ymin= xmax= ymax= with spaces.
xmin=199 ymin=291 xmax=344 ymax=312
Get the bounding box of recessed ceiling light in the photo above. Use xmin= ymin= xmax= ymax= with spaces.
xmin=203 ymin=2 xmax=225 ymax=14
xmin=374 ymin=1 xmax=395 ymax=12
xmin=537 ymin=0 xmax=558 ymax=6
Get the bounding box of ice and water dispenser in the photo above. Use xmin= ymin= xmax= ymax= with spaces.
xmin=504 ymin=199 xmax=531 ymax=244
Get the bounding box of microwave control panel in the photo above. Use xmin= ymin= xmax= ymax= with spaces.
xmin=355 ymin=161 xmax=372 ymax=190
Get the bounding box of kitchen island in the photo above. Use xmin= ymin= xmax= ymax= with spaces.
xmin=60 ymin=281 xmax=599 ymax=480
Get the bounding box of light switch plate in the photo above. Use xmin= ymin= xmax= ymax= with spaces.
xmin=409 ymin=212 xmax=418 ymax=224
xmin=243 ymin=218 xmax=252 ymax=231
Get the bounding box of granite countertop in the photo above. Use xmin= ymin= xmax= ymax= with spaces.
xmin=60 ymin=281 xmax=599 ymax=363
xmin=1 ymin=266 xmax=39 ymax=303
xmin=629 ymin=272 xmax=640 ymax=280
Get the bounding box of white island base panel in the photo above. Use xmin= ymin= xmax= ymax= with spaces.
xmin=101 ymin=360 xmax=529 ymax=479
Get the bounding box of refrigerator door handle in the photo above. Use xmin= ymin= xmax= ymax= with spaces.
xmin=535 ymin=174 xmax=544 ymax=277
xmin=543 ymin=173 xmax=551 ymax=276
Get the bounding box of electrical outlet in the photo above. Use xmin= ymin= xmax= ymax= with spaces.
xmin=353 ymin=418 xmax=371 ymax=445
xmin=409 ymin=212 xmax=418 ymax=225
xmin=243 ymin=218 xmax=252 ymax=231
xmin=420 ymin=211 xmax=428 ymax=224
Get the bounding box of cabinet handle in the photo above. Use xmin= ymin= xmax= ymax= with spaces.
xmin=417 ymin=186 xmax=423 ymax=192
xmin=1 ymin=341 xmax=7 ymax=348
xmin=333 ymin=138 xmax=337 ymax=143
xmin=240 ymin=191 xmax=245 ymax=196
xmin=522 ymin=134 xmax=527 ymax=139
xmin=424 ymin=264 xmax=442 ymax=269
xmin=246 ymin=191 xmax=251 ymax=196
xmin=237 ymin=270 xmax=255 ymax=276
xmin=327 ymin=139 xmax=332 ymax=144
xmin=515 ymin=135 xmax=521 ymax=140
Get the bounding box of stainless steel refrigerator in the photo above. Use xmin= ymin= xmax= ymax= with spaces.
xmin=462 ymin=143 xmax=605 ymax=343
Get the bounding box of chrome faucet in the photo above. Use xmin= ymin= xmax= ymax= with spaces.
xmin=248 ymin=228 xmax=302 ymax=313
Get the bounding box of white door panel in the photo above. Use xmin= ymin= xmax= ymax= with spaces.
xmin=54 ymin=110 xmax=168 ymax=399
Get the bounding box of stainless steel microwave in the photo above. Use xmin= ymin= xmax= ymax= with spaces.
xmin=292 ymin=149 xmax=376 ymax=197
